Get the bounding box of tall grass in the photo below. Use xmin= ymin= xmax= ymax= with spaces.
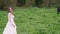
xmin=0 ymin=7 xmax=60 ymax=34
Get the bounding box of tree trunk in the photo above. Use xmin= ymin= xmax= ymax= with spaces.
xmin=44 ymin=0 xmax=51 ymax=8
xmin=47 ymin=0 xmax=50 ymax=8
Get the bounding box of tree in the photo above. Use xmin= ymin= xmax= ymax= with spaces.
xmin=17 ymin=0 xmax=25 ymax=7
xmin=0 ymin=0 xmax=17 ymax=10
xmin=57 ymin=0 xmax=60 ymax=7
xmin=24 ymin=0 xmax=34 ymax=7
xmin=44 ymin=0 xmax=51 ymax=8
xmin=34 ymin=0 xmax=43 ymax=7
xmin=47 ymin=0 xmax=51 ymax=8
xmin=46 ymin=0 xmax=51 ymax=8
xmin=0 ymin=0 xmax=5 ymax=9
xmin=25 ymin=0 xmax=32 ymax=7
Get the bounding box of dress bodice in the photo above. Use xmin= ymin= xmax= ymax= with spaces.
xmin=8 ymin=13 xmax=14 ymax=22
xmin=8 ymin=13 xmax=16 ymax=28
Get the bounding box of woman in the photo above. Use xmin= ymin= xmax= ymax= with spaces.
xmin=3 ymin=6 xmax=17 ymax=34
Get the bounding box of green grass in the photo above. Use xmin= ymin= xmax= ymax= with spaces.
xmin=0 ymin=7 xmax=60 ymax=34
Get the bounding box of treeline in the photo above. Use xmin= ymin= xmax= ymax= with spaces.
xmin=0 ymin=0 xmax=58 ymax=10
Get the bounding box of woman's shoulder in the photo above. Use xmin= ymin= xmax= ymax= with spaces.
xmin=8 ymin=13 xmax=14 ymax=17
xmin=8 ymin=13 xmax=13 ymax=16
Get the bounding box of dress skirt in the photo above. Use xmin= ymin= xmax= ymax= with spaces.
xmin=3 ymin=21 xmax=17 ymax=34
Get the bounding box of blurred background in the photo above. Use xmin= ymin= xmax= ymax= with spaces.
xmin=0 ymin=0 xmax=60 ymax=34
xmin=0 ymin=0 xmax=60 ymax=10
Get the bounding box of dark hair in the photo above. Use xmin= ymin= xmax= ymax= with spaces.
xmin=8 ymin=6 xmax=12 ymax=13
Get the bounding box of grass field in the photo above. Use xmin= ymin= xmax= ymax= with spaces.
xmin=0 ymin=7 xmax=60 ymax=34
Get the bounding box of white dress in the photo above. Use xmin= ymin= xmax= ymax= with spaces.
xmin=3 ymin=13 xmax=17 ymax=34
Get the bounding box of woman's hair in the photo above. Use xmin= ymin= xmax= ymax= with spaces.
xmin=8 ymin=6 xmax=12 ymax=13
